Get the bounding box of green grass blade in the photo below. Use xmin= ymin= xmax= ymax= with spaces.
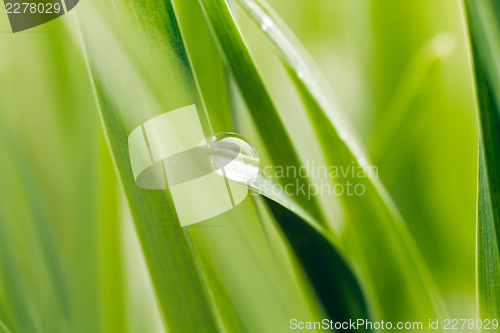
xmin=264 ymin=197 xmax=369 ymax=327
xmin=464 ymin=0 xmax=500 ymax=318
xmin=77 ymin=1 xmax=220 ymax=331
xmin=171 ymin=0 xmax=232 ymax=133
xmin=215 ymin=158 xmax=368 ymax=322
xmin=477 ymin=150 xmax=500 ymax=317
xmin=195 ymin=0 xmax=375 ymax=321
xmin=172 ymin=1 xmax=326 ymax=330
xmin=234 ymin=0 xmax=442 ymax=320
xmin=197 ymin=0 xmax=324 ymax=224
xmin=77 ymin=1 xmax=326 ymax=331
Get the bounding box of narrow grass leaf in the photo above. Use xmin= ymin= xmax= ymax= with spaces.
xmin=77 ymin=1 xmax=220 ymax=331
xmin=234 ymin=0 xmax=442 ymax=321
xmin=464 ymin=0 xmax=500 ymax=317
xmin=77 ymin=0 xmax=326 ymax=331
xmin=197 ymin=0 xmax=325 ymax=224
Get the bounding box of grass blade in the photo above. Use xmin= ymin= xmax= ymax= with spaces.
xmin=264 ymin=197 xmax=369 ymax=326
xmin=77 ymin=2 xmax=220 ymax=331
xmin=78 ymin=0 xmax=326 ymax=331
xmin=232 ymin=0 xmax=442 ymax=320
xmin=197 ymin=0 xmax=325 ymax=224
xmin=464 ymin=0 xmax=500 ymax=318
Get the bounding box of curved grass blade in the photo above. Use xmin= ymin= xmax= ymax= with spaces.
xmin=263 ymin=197 xmax=370 ymax=329
xmin=171 ymin=0 xmax=327 ymax=330
xmin=233 ymin=0 xmax=442 ymax=320
xmin=235 ymin=165 xmax=368 ymax=323
xmin=195 ymin=0 xmax=373 ymax=321
xmin=464 ymin=0 xmax=500 ymax=318
xmin=173 ymin=1 xmax=331 ymax=327
xmin=197 ymin=0 xmax=325 ymax=225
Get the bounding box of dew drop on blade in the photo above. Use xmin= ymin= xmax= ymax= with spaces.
xmin=210 ymin=132 xmax=260 ymax=185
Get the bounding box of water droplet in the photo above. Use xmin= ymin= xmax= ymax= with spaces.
xmin=210 ymin=133 xmax=260 ymax=185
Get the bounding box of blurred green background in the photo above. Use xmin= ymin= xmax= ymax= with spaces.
xmin=0 ymin=0 xmax=478 ymax=332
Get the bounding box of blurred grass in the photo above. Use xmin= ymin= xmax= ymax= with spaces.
xmin=0 ymin=12 xmax=162 ymax=333
xmin=0 ymin=18 xmax=100 ymax=333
